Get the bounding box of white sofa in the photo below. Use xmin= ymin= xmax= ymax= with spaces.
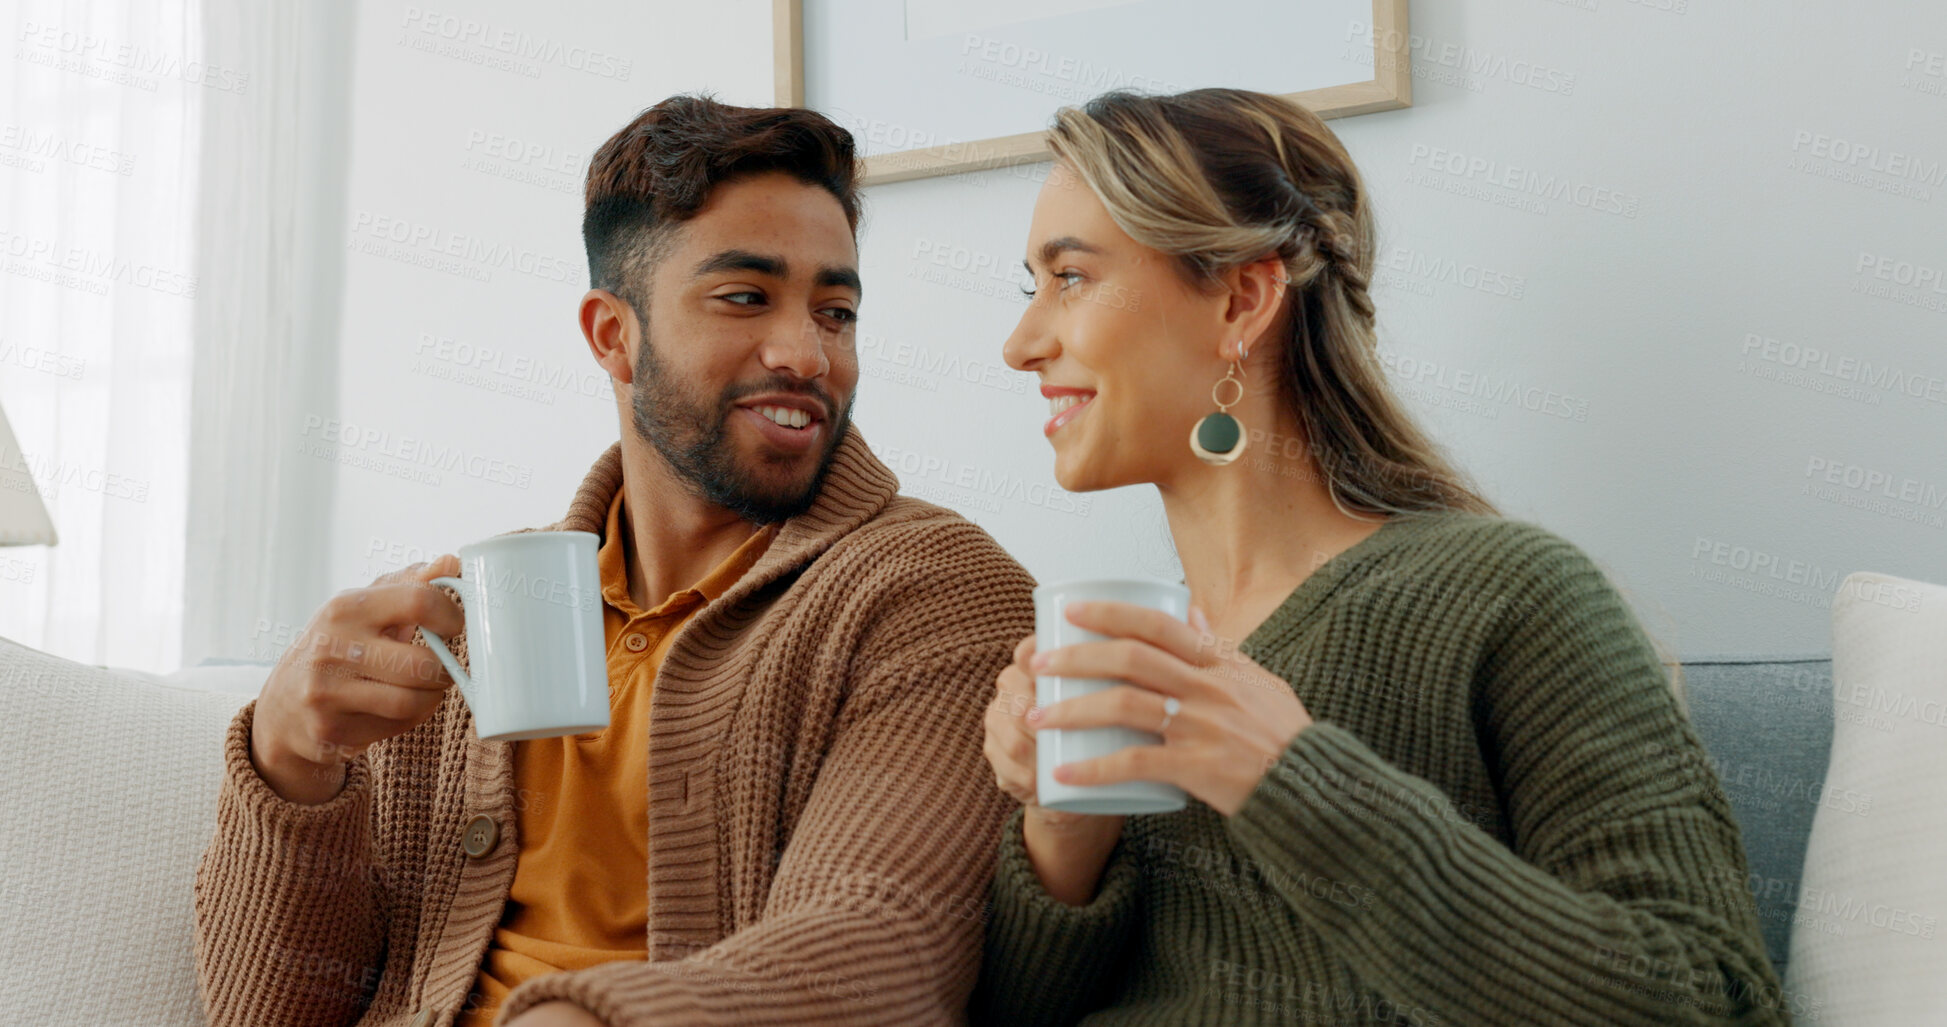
xmin=0 ymin=643 xmax=260 ymax=1025
xmin=1 ymin=571 xmax=1942 ymax=1025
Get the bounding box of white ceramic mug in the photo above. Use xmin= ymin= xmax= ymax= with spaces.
xmin=1034 ymin=577 xmax=1191 ymax=815
xmin=420 ymin=531 xmax=610 ymax=741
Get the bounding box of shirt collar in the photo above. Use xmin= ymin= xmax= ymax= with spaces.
xmin=596 ymin=487 xmax=779 ymax=619
xmin=546 ymin=424 xmax=900 ymax=617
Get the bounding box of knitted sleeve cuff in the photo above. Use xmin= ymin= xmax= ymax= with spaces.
xmin=219 ymin=699 xmax=372 ymax=856
xmin=970 ymin=806 xmax=1143 ymax=1024
xmin=197 ymin=701 xmax=384 ymax=1025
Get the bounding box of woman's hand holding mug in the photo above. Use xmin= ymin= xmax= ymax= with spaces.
xmin=983 ymin=599 xmax=1317 ymax=905
xmin=1027 ymin=600 xmax=1314 ymax=817
xmin=984 ymin=633 xmax=1129 ymax=907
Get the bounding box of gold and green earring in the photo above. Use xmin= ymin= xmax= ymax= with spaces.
xmin=1190 ymin=341 xmax=1248 ymax=466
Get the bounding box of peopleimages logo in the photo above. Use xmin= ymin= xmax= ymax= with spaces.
xmin=870 ymin=444 xmax=1092 ymax=518
xmin=1854 ymin=251 xmax=1947 ymax=293
xmin=13 ymin=20 xmax=251 ymax=93
xmin=1375 ymin=346 xmax=1590 ymax=421
xmin=347 ymin=210 xmax=583 ymax=285
xmin=1739 ymin=333 xmax=1947 ymax=405
xmin=824 ymin=108 xmax=963 ymax=156
xmin=1791 ymin=130 xmax=1947 ymax=185
xmin=1376 ymin=246 xmax=1527 ymax=299
xmin=1804 ymin=456 xmax=1947 ymax=515
xmin=1805 ymin=457 xmax=1943 ymax=503
xmin=462 ymin=129 xmax=583 ymax=174
xmin=0 ymin=123 xmax=136 ymax=175
xmin=858 ymin=332 xmax=1026 ymax=395
xmin=397 ymin=7 xmax=631 ymax=80
xmin=1406 ymin=145 xmax=1640 ymax=218
xmin=1344 ymin=21 xmax=1576 ymax=95
xmin=413 ymin=333 xmax=613 ymax=402
xmin=298 ymin=415 xmax=533 ymax=489
xmin=958 ymin=34 xmax=1181 ymax=95
xmin=0 ymin=340 xmax=87 ymax=380
xmin=1902 ymin=48 xmax=1947 ymax=97
xmin=1690 ymin=537 xmax=1842 ymax=593
xmin=0 ymin=446 xmax=150 ymax=502
xmin=467 ymin=566 xmax=597 ymax=612
xmin=0 ymin=225 xmax=196 ymax=297
xmin=1851 ymin=251 xmax=1947 ymax=314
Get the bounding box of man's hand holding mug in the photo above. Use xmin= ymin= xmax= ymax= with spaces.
xmin=250 ymin=557 xmax=465 ymax=805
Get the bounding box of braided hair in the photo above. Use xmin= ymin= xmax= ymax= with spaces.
xmin=1045 ymin=88 xmax=1493 ymax=517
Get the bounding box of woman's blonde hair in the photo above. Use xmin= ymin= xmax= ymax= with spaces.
xmin=1045 ymin=88 xmax=1497 ymax=518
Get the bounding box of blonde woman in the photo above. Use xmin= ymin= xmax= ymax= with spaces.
xmin=975 ymin=89 xmax=1791 ymax=1026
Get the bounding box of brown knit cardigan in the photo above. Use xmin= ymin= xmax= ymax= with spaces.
xmin=194 ymin=427 xmax=1035 ymax=1026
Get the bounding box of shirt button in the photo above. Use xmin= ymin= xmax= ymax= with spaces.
xmin=624 ymin=632 xmax=649 ymax=652
xmin=462 ymin=814 xmax=499 ymax=858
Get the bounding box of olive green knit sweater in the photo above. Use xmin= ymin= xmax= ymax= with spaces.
xmin=971 ymin=512 xmax=1794 ymax=1026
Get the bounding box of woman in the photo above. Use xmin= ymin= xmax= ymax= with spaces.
xmin=974 ymin=89 xmax=1791 ymax=1026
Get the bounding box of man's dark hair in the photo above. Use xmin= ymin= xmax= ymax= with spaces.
xmin=583 ymin=94 xmax=862 ymax=310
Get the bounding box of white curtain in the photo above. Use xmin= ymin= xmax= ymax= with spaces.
xmin=0 ymin=0 xmax=202 ymax=670
xmin=179 ymin=0 xmax=350 ymax=666
xmin=1 ymin=0 xmax=350 ymax=671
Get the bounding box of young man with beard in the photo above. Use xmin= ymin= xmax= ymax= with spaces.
xmin=194 ymin=96 xmax=1034 ymax=1027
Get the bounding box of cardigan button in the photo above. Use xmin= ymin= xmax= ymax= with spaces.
xmin=408 ymin=1010 xmax=434 ymax=1027
xmin=462 ymin=814 xmax=499 ymax=858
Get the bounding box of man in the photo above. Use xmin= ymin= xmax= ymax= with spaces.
xmin=195 ymin=95 xmax=1034 ymax=1027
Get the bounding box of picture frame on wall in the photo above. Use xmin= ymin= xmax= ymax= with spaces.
xmin=772 ymin=0 xmax=1412 ymax=185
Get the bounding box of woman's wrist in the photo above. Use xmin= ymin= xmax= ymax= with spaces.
xmin=1022 ymin=807 xmax=1126 ymax=907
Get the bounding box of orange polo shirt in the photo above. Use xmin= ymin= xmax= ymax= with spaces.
xmin=460 ymin=490 xmax=776 ymax=1025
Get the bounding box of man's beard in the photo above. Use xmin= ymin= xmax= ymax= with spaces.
xmin=629 ymin=327 xmax=851 ymax=525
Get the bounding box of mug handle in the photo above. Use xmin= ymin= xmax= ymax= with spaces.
xmin=420 ymin=575 xmax=475 ymax=705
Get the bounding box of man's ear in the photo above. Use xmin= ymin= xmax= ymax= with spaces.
xmin=1218 ymin=255 xmax=1290 ymax=357
xmin=581 ymin=289 xmax=637 ymax=384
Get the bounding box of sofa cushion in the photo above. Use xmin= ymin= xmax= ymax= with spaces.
xmin=1787 ymin=571 xmax=1947 ymax=1021
xmin=1679 ymin=657 xmax=1833 ymax=978
xmin=109 ymin=657 xmax=273 ymax=696
xmin=0 ymin=635 xmax=250 ymax=1025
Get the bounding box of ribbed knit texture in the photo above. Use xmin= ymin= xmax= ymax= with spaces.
xmin=194 ymin=426 xmax=1035 ymax=1026
xmin=971 ymin=512 xmax=1790 ymax=1026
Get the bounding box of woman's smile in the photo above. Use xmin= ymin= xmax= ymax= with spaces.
xmin=1042 ymin=384 xmax=1096 ymax=437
